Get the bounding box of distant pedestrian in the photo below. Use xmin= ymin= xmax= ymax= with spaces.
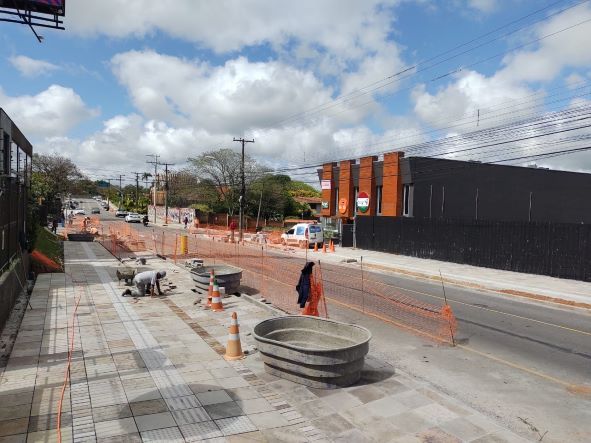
xmin=68 ymin=213 xmax=74 ymax=226
xmin=51 ymin=219 xmax=58 ymax=234
xmin=184 ymin=215 xmax=189 ymax=229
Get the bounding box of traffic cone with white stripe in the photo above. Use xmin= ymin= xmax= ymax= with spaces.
xmin=224 ymin=312 xmax=245 ymax=361
xmin=207 ymin=269 xmax=215 ymax=307
xmin=210 ymin=278 xmax=224 ymax=312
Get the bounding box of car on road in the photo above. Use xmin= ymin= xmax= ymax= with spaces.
xmin=125 ymin=213 xmax=142 ymax=223
xmin=91 ymin=207 xmax=100 ymax=214
xmin=73 ymin=209 xmax=85 ymax=215
xmin=115 ymin=209 xmax=128 ymax=217
xmin=281 ymin=222 xmax=323 ymax=248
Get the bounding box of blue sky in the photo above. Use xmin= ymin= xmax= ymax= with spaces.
xmin=1 ymin=0 xmax=591 ymax=184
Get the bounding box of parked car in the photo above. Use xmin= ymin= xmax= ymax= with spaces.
xmin=125 ymin=213 xmax=142 ymax=223
xmin=73 ymin=209 xmax=85 ymax=215
xmin=281 ymin=223 xmax=323 ymax=248
xmin=115 ymin=209 xmax=128 ymax=217
xmin=91 ymin=207 xmax=100 ymax=214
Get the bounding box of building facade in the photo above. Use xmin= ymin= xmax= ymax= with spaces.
xmin=318 ymin=153 xmax=591 ymax=224
xmin=0 ymin=109 xmax=32 ymax=330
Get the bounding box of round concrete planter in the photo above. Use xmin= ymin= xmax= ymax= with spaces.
xmin=190 ymin=265 xmax=243 ymax=294
xmin=253 ymin=315 xmax=371 ymax=389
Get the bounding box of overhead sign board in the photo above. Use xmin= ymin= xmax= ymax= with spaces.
xmin=357 ymin=191 xmax=370 ymax=213
xmin=321 ymin=180 xmax=331 ymax=190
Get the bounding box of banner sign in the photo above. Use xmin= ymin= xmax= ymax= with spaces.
xmin=321 ymin=180 xmax=331 ymax=190
xmin=321 ymin=201 xmax=329 ymax=209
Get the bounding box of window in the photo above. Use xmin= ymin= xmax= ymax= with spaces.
xmin=10 ymin=141 xmax=18 ymax=178
xmin=295 ymin=226 xmax=305 ymax=235
xmin=18 ymin=148 xmax=26 ymax=184
xmin=403 ymin=184 xmax=414 ymax=217
xmin=376 ymin=186 xmax=383 ymax=215
xmin=286 ymin=229 xmax=294 ymax=235
xmin=334 ymin=187 xmax=339 ymax=212
xmin=1 ymin=132 xmax=8 ymax=175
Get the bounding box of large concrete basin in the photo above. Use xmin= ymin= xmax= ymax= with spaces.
xmin=253 ymin=315 xmax=371 ymax=389
xmin=190 ymin=265 xmax=242 ymax=294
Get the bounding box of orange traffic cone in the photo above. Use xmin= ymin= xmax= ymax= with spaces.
xmin=313 ymin=242 xmax=318 ymax=252
xmin=322 ymin=242 xmax=327 ymax=253
xmin=329 ymin=240 xmax=335 ymax=253
xmin=210 ymin=278 xmax=224 ymax=312
xmin=224 ymin=312 xmax=245 ymax=361
xmin=207 ymin=269 xmax=215 ymax=307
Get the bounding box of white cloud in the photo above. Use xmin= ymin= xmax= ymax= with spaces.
xmin=9 ymin=55 xmax=59 ymax=77
xmin=0 ymin=85 xmax=99 ymax=138
xmin=565 ymin=73 xmax=585 ymax=90
xmin=466 ymin=0 xmax=497 ymax=14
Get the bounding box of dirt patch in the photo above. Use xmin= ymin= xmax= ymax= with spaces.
xmin=567 ymin=384 xmax=591 ymax=396
xmin=499 ymin=289 xmax=591 ymax=310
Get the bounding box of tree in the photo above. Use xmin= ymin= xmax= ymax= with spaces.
xmin=32 ymin=153 xmax=84 ymax=200
xmin=188 ymin=149 xmax=268 ymax=215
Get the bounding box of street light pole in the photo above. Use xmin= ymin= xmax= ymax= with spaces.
xmin=232 ymin=137 xmax=254 ymax=242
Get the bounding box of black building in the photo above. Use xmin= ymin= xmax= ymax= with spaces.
xmin=0 ymin=109 xmax=32 ymax=330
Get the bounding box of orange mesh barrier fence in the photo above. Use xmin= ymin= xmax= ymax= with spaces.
xmin=100 ymin=224 xmax=456 ymax=344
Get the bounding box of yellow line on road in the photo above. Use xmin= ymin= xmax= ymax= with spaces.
xmin=379 ymin=282 xmax=591 ymax=337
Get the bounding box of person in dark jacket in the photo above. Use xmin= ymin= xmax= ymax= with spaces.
xmin=296 ymin=261 xmax=315 ymax=308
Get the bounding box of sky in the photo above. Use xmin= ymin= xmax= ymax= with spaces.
xmin=1 ymin=0 xmax=591 ymax=186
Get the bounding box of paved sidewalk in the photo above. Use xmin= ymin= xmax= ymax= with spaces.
xmin=0 ymin=241 xmax=529 ymax=442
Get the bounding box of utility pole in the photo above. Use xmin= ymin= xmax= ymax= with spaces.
xmin=118 ymin=175 xmax=125 ymax=208
xmin=131 ymin=172 xmax=141 ymax=207
xmin=105 ymin=178 xmax=116 ymax=211
xmin=233 ymin=137 xmax=254 ymax=242
xmin=161 ymin=163 xmax=174 ymax=225
xmin=146 ymin=154 xmax=160 ymax=223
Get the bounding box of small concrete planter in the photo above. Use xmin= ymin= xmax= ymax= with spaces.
xmin=253 ymin=315 xmax=371 ymax=389
xmin=190 ymin=265 xmax=243 ymax=294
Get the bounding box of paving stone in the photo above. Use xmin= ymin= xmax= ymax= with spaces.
xmin=364 ymin=394 xmax=408 ymax=418
xmin=196 ymin=390 xmax=233 ymax=406
xmin=26 ymin=426 xmax=73 ymax=443
xmin=348 ymin=385 xmax=387 ymax=404
xmin=219 ymin=376 xmax=250 ymax=389
xmin=134 ymin=412 xmax=176 ymax=432
xmin=171 ymin=407 xmax=211 ymax=426
xmin=226 ymin=387 xmax=262 ymax=402
xmin=92 ymin=404 xmax=133 ymax=423
xmin=28 ymin=412 xmax=73 ymax=432
xmin=0 ymin=405 xmax=30 ymax=421
xmin=0 ymin=436 xmax=26 ymax=443
xmin=93 ymin=417 xmax=138 ymax=438
xmin=180 ymin=421 xmax=223 ymax=441
xmin=129 ymin=399 xmax=168 ymax=416
xmin=0 ymin=417 xmax=28 ymax=437
xmin=204 ymin=401 xmax=244 ymax=420
xmin=388 ymin=410 xmax=434 ymax=434
xmin=414 ymin=403 xmax=460 ymax=426
xmin=416 ymin=426 xmax=462 ymax=443
xmin=215 ymin=415 xmax=257 ymax=436
xmin=248 ymin=410 xmax=291 ymax=430
xmin=439 ymin=417 xmax=489 ymax=441
xmin=235 ymin=398 xmax=275 ymax=414
xmin=319 ymin=391 xmax=363 ymax=413
xmin=140 ymin=427 xmax=185 ymax=443
xmin=225 ymin=431 xmax=266 ymax=442
xmin=164 ymin=395 xmax=201 ymax=411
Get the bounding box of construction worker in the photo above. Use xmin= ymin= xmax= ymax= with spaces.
xmin=122 ymin=270 xmax=166 ymax=297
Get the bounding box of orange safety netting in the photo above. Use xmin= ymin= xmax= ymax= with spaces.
xmin=31 ymin=249 xmax=62 ymax=272
xmin=98 ymin=223 xmax=457 ymax=344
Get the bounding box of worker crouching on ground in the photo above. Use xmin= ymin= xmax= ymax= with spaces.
xmin=122 ymin=270 xmax=166 ymax=297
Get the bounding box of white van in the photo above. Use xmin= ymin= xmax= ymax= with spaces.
xmin=281 ymin=223 xmax=323 ymax=248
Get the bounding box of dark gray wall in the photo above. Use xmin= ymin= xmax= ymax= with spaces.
xmin=405 ymin=157 xmax=591 ymax=223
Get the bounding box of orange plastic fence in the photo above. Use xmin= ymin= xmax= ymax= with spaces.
xmin=99 ymin=224 xmax=457 ymax=344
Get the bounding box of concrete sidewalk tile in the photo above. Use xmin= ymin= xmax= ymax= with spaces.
xmin=27 ymin=412 xmax=72 ymax=432
xmin=164 ymin=394 xmax=201 ymax=411
xmin=348 ymin=385 xmax=386 ymax=404
xmin=0 ymin=417 xmax=28 ymax=437
xmin=129 ymin=399 xmax=168 ymax=416
xmin=140 ymin=427 xmax=184 ymax=443
xmin=439 ymin=417 xmax=488 ymax=441
xmin=259 ymin=424 xmax=308 ymax=442
xmin=225 ymin=431 xmax=266 ymax=442
xmin=93 ymin=417 xmax=138 ymax=437
xmin=0 ymin=405 xmax=31 ymax=421
xmin=216 ymin=416 xmax=258 ymax=436
xmin=364 ymin=395 xmax=407 ymax=418
xmin=247 ymin=410 xmax=290 ymax=430
xmin=171 ymin=407 xmax=210 ymax=426
xmin=297 ymin=399 xmax=335 ymax=420
xmin=124 ymin=389 xmax=161 ymax=403
xmin=226 ymin=387 xmax=262 ymax=402
xmin=391 ymin=390 xmax=432 ymax=409
xmin=388 ymin=410 xmax=433 ymax=434
xmin=197 ymin=390 xmax=233 ymax=405
xmin=414 ymin=402 xmax=460 ymax=426
xmin=26 ymin=426 xmax=73 ymax=442
xmin=320 ymin=391 xmax=363 ymax=413
xmin=0 ymin=434 xmax=27 ymax=443
xmin=204 ymin=401 xmax=244 ymax=420
xmin=134 ymin=412 xmax=176 ymax=432
xmin=180 ymin=421 xmax=223 ymax=441
xmin=416 ymin=426 xmax=462 ymax=443
xmin=219 ymin=376 xmax=250 ymax=390
xmin=332 ymin=428 xmax=373 ymax=442
xmin=0 ymin=392 xmax=33 ymax=407
xmin=235 ymin=398 xmax=275 ymax=415
xmin=92 ymin=404 xmax=133 ymax=423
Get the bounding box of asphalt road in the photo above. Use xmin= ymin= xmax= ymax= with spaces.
xmin=81 ymin=198 xmax=591 ymax=441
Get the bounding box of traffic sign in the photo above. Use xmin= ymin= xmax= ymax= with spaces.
xmin=357 ymin=191 xmax=370 ymax=213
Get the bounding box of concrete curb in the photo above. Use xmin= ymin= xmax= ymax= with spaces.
xmin=239 ymin=292 xmax=286 ymax=316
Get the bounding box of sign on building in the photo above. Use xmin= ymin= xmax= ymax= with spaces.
xmin=321 ymin=201 xmax=329 ymax=209
xmin=357 ymin=192 xmax=370 ymax=213
xmin=338 ymin=198 xmax=348 ymax=214
xmin=321 ymin=180 xmax=331 ymax=190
